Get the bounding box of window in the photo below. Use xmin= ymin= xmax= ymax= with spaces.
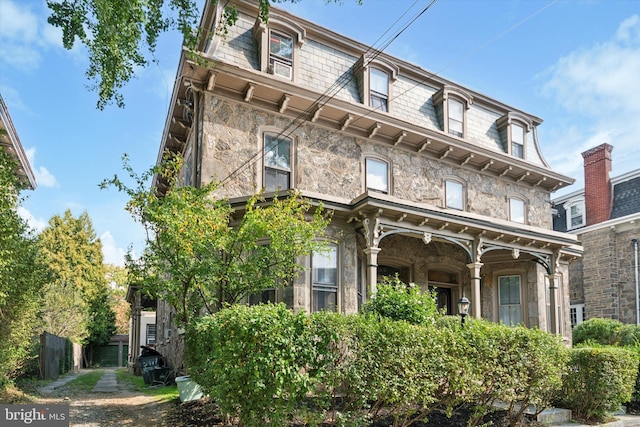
xmin=146 ymin=324 xmax=156 ymax=345
xmin=249 ymin=288 xmax=277 ymax=305
xmin=448 ymin=99 xmax=464 ymax=138
xmin=509 ymin=197 xmax=525 ymax=223
xmin=366 ymin=158 xmax=389 ymax=193
xmin=312 ymin=244 xmax=338 ymax=312
xmin=570 ymin=304 xmax=585 ymax=328
xmin=264 ymin=134 xmax=291 ymax=191
xmin=511 ymin=123 xmax=524 ymax=158
xmin=499 ymin=275 xmax=522 ymax=325
xmin=269 ymin=31 xmax=293 ymax=79
xmin=445 ymin=179 xmax=464 ymax=210
xmin=369 ymin=68 xmax=389 ymax=112
xmin=567 ymin=201 xmax=585 ymax=229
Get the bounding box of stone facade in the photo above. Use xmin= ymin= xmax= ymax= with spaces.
xmin=154 ymin=0 xmax=581 ymax=370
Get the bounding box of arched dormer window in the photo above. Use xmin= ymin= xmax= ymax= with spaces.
xmin=497 ymin=112 xmax=532 ymax=159
xmin=253 ymin=14 xmax=306 ymax=80
xmin=433 ymin=86 xmax=473 ymax=139
xmin=355 ymin=54 xmax=398 ymax=112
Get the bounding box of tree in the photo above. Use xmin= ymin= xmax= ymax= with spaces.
xmin=0 ymin=147 xmax=46 ymax=388
xmin=38 ymin=210 xmax=116 ymax=355
xmin=46 ymin=0 xmax=361 ymax=109
xmin=105 ymin=264 xmax=131 ymax=334
xmin=102 ymin=154 xmax=329 ymax=327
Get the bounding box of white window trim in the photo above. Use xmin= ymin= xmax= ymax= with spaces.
xmin=253 ymin=16 xmax=306 ymax=81
xmin=508 ymin=196 xmax=527 ymax=224
xmin=570 ymin=303 xmax=585 ymax=328
xmin=364 ymin=156 xmax=391 ymax=194
xmin=311 ymin=243 xmax=339 ymax=312
xmin=444 ymin=178 xmax=465 ymax=210
xmin=497 ymin=274 xmax=524 ymax=326
xmin=564 ymin=198 xmax=586 ymax=230
xmin=433 ymin=85 xmax=473 ymax=138
xmin=260 ymin=128 xmax=294 ymax=192
xmin=497 ymin=112 xmax=532 ymax=159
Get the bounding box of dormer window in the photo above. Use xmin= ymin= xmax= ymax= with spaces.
xmin=511 ymin=123 xmax=524 ymax=159
xmin=433 ymin=86 xmax=473 ymax=139
xmin=448 ymin=99 xmax=464 ymax=138
xmin=355 ymin=54 xmax=398 ymax=113
xmin=497 ymin=112 xmax=532 ymax=159
xmin=269 ymin=31 xmax=293 ymax=79
xmin=565 ymin=199 xmax=585 ymax=230
xmin=369 ymin=68 xmax=389 ymax=112
xmin=254 ymin=16 xmax=305 ymax=81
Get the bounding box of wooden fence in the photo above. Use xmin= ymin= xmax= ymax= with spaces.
xmin=39 ymin=332 xmax=82 ymax=380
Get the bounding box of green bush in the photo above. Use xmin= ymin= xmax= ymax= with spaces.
xmin=560 ymin=346 xmax=639 ymax=423
xmin=362 ymin=275 xmax=439 ymax=325
xmin=573 ymin=318 xmax=624 ymax=346
xmin=186 ymin=303 xmax=318 ymax=427
xmin=458 ymin=320 xmax=567 ymax=427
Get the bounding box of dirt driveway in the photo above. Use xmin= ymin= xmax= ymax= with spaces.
xmin=37 ymin=369 xmax=174 ymax=427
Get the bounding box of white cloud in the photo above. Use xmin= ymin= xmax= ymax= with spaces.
xmin=25 ymin=147 xmax=59 ymax=188
xmin=0 ymin=0 xmax=38 ymax=42
xmin=17 ymin=206 xmax=48 ymax=232
xmin=541 ymin=14 xmax=640 ymax=191
xmin=100 ymin=231 xmax=126 ymax=267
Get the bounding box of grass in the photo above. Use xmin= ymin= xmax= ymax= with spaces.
xmin=65 ymin=369 xmax=104 ymax=392
xmin=0 ymin=382 xmax=37 ymax=404
xmin=115 ymin=368 xmax=179 ymax=401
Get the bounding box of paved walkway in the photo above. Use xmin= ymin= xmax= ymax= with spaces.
xmin=90 ymin=369 xmax=118 ymax=393
xmin=38 ymin=370 xmax=87 ymax=394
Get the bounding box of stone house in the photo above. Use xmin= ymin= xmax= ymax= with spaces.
xmin=0 ymin=93 xmax=36 ymax=190
xmin=153 ymin=1 xmax=581 ymax=369
xmin=552 ymin=143 xmax=640 ymax=327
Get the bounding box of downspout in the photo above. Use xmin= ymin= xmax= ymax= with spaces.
xmin=633 ymin=238 xmax=639 ymax=325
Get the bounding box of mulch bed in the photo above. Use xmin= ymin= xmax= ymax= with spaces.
xmin=163 ymin=397 xmax=541 ymax=426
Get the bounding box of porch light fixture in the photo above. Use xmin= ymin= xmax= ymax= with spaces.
xmin=458 ymin=296 xmax=470 ymax=326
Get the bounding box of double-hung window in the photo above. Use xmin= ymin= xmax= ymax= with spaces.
xmin=568 ymin=201 xmax=585 ymax=229
xmin=312 ymin=244 xmax=338 ymax=312
xmin=264 ymin=134 xmax=291 ymax=191
xmin=366 ymin=158 xmax=389 ymax=194
xmin=448 ymin=99 xmax=464 ymax=138
xmin=445 ymin=179 xmax=464 ymax=210
xmin=369 ymin=68 xmax=389 ymax=112
xmin=509 ymin=197 xmax=525 ymax=223
xmin=146 ymin=324 xmax=156 ymax=345
xmin=499 ymin=275 xmax=522 ymax=325
xmin=511 ymin=123 xmax=524 ymax=158
xmin=269 ymin=31 xmax=293 ymax=79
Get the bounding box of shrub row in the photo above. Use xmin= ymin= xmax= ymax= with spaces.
xmin=186 ymin=303 xmax=567 ymax=427
xmin=573 ymin=318 xmax=640 ymax=347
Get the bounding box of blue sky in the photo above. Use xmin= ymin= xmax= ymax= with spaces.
xmin=1 ymin=0 xmax=638 ymax=266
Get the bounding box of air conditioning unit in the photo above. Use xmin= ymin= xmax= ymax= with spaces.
xmin=270 ymin=61 xmax=292 ymax=79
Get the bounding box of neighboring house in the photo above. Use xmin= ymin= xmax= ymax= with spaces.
xmin=552 ymin=143 xmax=640 ymax=327
xmin=153 ymin=1 xmax=581 ymax=369
xmin=0 ymin=93 xmax=36 ymax=190
xmin=126 ymin=285 xmax=157 ymax=372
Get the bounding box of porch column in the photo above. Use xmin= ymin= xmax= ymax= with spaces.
xmin=363 ymin=247 xmax=381 ymax=298
xmin=547 ymin=273 xmax=560 ymax=335
xmin=467 ymin=262 xmax=483 ymax=318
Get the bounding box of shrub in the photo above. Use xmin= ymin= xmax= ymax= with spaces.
xmin=186 ymin=303 xmax=318 ymax=427
xmin=572 ymin=318 xmax=624 ymax=346
xmin=362 ymin=275 xmax=439 ymax=325
xmin=458 ymin=320 xmax=567 ymax=427
xmin=560 ymin=346 xmax=639 ymax=423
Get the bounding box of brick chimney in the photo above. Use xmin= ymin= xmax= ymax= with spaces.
xmin=582 ymin=143 xmax=613 ymax=226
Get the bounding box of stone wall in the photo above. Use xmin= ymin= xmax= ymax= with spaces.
xmin=199 ymin=95 xmax=552 ymax=228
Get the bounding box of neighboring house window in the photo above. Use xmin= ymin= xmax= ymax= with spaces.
xmin=511 ymin=123 xmax=524 ymax=159
xmin=445 ymin=179 xmax=464 ymax=210
xmin=312 ymin=244 xmax=338 ymax=312
xmin=509 ymin=197 xmax=526 ymax=223
xmin=448 ymin=98 xmax=464 ymax=138
xmin=499 ymin=275 xmax=522 ymax=325
xmin=570 ymin=304 xmax=585 ymax=328
xmin=146 ymin=324 xmax=156 ymax=345
xmin=567 ymin=200 xmax=585 ymax=229
xmin=264 ymin=134 xmax=292 ymax=191
xmin=269 ymin=31 xmax=293 ymax=79
xmin=369 ymin=68 xmax=389 ymax=112
xmin=366 ymin=157 xmax=389 ymax=194
xmin=249 ymin=288 xmax=277 ymax=305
